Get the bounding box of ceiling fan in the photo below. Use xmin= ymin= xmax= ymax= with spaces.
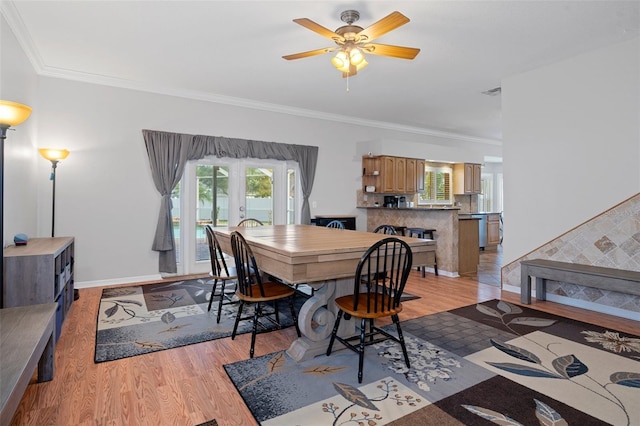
xmin=283 ymin=10 xmax=420 ymax=78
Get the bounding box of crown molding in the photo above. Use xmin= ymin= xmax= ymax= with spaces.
xmin=2 ymin=2 xmax=502 ymax=147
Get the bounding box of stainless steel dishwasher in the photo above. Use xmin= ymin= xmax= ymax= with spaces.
xmin=471 ymin=214 xmax=487 ymax=249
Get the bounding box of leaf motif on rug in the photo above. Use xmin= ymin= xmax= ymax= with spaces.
xmin=551 ymin=354 xmax=588 ymax=378
xmin=462 ymin=398 xmax=570 ymax=426
xmin=461 ymin=405 xmax=522 ymax=425
xmin=158 ymin=324 xmax=191 ymax=333
xmin=333 ymin=382 xmax=379 ymax=411
xmin=133 ymin=340 xmax=164 ymax=349
xmin=609 ymin=371 xmax=640 ymax=388
xmin=303 ymin=366 xmax=346 ymax=376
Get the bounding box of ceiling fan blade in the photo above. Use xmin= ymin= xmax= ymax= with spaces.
xmin=357 ymin=11 xmax=410 ymax=42
xmin=282 ymin=47 xmax=336 ymax=60
xmin=364 ymin=43 xmax=420 ymax=60
xmin=293 ymin=18 xmax=344 ymax=41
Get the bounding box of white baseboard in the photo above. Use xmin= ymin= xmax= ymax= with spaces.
xmin=75 ymin=274 xmax=163 ymax=289
xmin=502 ymin=284 xmax=640 ymax=321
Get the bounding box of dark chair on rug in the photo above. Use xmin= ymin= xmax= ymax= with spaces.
xmin=237 ymin=218 xmax=264 ymax=227
xmin=326 ymin=237 xmax=413 ymax=383
xmin=205 ymin=225 xmax=238 ymax=323
xmin=372 ymin=224 xmax=397 ymax=235
xmin=230 ymin=231 xmax=301 ymax=358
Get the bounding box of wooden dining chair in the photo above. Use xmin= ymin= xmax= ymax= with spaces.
xmin=326 ymin=237 xmax=413 ymax=383
xmin=230 ymin=231 xmax=301 ymax=358
xmin=205 ymin=225 xmax=238 ymax=323
xmin=325 ymin=220 xmax=345 ymax=229
xmin=237 ymin=218 xmax=264 ymax=227
xmin=372 ymin=224 xmax=397 ymax=235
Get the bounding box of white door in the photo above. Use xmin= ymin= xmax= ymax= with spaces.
xmin=174 ymin=157 xmax=299 ymax=275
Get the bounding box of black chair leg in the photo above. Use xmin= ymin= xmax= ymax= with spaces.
xmin=289 ymin=296 xmax=301 ymax=337
xmin=207 ymin=279 xmax=219 ymax=312
xmin=250 ymin=303 xmax=260 ymax=358
xmin=393 ymin=314 xmax=410 ymax=369
xmin=231 ymin=301 xmax=244 ymax=339
xmin=358 ymin=318 xmax=366 ymax=383
xmin=216 ymin=280 xmax=226 ymax=323
xmin=326 ymin=310 xmax=344 ymax=356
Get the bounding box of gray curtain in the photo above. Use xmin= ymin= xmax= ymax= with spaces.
xmin=143 ymin=129 xmax=318 ymax=273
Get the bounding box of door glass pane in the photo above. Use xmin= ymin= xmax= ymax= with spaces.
xmin=195 ymin=164 xmax=230 ymax=261
xmin=245 ymin=167 xmax=273 ymax=224
xmin=287 ymin=168 xmax=296 ymax=224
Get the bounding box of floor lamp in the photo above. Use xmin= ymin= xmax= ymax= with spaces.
xmin=0 ymin=100 xmax=33 ymax=303
xmin=39 ymin=148 xmax=70 ymax=238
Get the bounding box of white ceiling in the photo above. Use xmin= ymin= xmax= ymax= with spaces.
xmin=3 ymin=1 xmax=639 ymax=143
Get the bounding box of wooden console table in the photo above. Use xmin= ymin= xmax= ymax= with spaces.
xmin=0 ymin=303 xmax=57 ymax=426
xmin=520 ymin=259 xmax=640 ymax=304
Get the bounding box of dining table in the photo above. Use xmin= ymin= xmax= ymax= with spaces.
xmin=213 ymin=224 xmax=436 ymax=361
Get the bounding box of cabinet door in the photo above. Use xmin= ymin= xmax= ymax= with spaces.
xmin=487 ymin=214 xmax=501 ymax=245
xmin=406 ymin=158 xmax=417 ymax=193
xmin=472 ymin=164 xmax=482 ymax=194
xmin=381 ymin=156 xmax=396 ymax=193
xmin=463 ymin=164 xmax=474 ymax=193
xmin=416 ymin=160 xmax=425 ymax=192
xmin=395 ymin=157 xmax=407 ymax=193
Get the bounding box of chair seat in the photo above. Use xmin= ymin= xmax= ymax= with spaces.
xmin=210 ymin=266 xmax=238 ymax=281
xmin=334 ymin=294 xmax=403 ymax=319
xmin=236 ymin=281 xmax=295 ymax=303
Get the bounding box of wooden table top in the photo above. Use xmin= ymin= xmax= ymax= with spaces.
xmin=213 ymin=224 xmax=435 ymax=284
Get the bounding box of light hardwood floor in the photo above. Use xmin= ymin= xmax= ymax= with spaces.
xmin=10 ymin=271 xmax=639 ymax=426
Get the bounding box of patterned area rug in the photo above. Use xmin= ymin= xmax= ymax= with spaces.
xmin=94 ymin=278 xmax=304 ymax=362
xmin=224 ymin=299 xmax=640 ymax=425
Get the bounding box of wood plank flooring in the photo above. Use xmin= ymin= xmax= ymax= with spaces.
xmin=9 ymin=269 xmax=639 ymax=426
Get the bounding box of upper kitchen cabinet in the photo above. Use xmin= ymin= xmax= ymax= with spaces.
xmin=453 ymin=163 xmax=482 ymax=194
xmin=362 ymin=155 xmax=423 ymax=194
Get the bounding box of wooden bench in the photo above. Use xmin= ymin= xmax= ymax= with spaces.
xmin=0 ymin=303 xmax=57 ymax=426
xmin=520 ymin=259 xmax=640 ymax=304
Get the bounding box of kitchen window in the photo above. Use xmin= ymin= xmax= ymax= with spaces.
xmin=419 ymin=165 xmax=452 ymax=205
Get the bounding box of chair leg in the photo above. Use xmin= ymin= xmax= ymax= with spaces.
xmin=231 ymin=301 xmax=244 ymax=340
xmin=326 ymin=310 xmax=344 ymax=356
xmin=216 ymin=280 xmax=226 ymax=323
xmin=288 ymin=296 xmax=301 ymax=337
xmin=393 ymin=314 xmax=410 ymax=369
xmin=207 ymin=279 xmax=219 ymax=312
xmin=358 ymin=317 xmax=366 ymax=383
xmin=434 ymin=256 xmax=439 ymax=276
xmin=250 ymin=302 xmax=260 ymax=358
xmin=369 ymin=318 xmax=375 ymax=342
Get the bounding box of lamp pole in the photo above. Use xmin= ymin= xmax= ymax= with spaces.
xmin=49 ymin=160 xmax=59 ymax=238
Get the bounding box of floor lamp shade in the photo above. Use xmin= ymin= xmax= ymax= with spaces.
xmin=39 ymin=148 xmax=69 ymax=238
xmin=0 ymin=100 xmax=32 ymax=131
xmin=39 ymin=148 xmax=70 ymax=162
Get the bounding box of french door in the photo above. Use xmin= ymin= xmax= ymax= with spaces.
xmin=173 ymin=157 xmax=299 ymax=275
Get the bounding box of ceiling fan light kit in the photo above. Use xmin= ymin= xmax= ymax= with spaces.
xmin=283 ymin=10 xmax=420 ymax=79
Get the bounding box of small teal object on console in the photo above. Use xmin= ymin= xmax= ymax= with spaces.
xmin=14 ymin=233 xmax=28 ymax=246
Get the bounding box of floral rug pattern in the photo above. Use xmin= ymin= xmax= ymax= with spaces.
xmin=224 ymin=300 xmax=640 ymax=425
xmin=94 ymin=278 xmax=303 ymax=362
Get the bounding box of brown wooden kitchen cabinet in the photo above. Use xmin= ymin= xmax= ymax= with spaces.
xmin=486 ymin=213 xmax=501 ymax=248
xmin=362 ymin=155 xmax=423 ymax=194
xmin=453 ymin=163 xmax=482 ymax=194
xmin=458 ymin=218 xmax=480 ymax=276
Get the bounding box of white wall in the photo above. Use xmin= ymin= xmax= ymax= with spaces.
xmin=0 ymin=15 xmax=39 ymax=245
xmin=25 ymin=74 xmax=499 ymax=285
xmin=502 ymin=37 xmax=640 ymax=264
